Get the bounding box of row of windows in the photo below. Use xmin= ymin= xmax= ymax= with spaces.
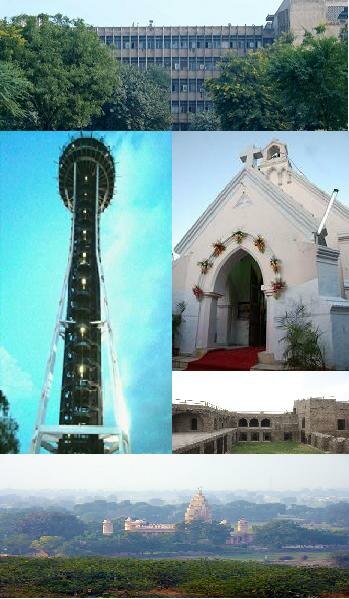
xmin=119 ymin=56 xmax=225 ymax=71
xmin=100 ymin=35 xmax=271 ymax=50
xmin=172 ymin=79 xmax=206 ymax=93
xmin=171 ymin=101 xmax=213 ymax=114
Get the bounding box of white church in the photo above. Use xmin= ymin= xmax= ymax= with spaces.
xmin=173 ymin=140 xmax=349 ymax=370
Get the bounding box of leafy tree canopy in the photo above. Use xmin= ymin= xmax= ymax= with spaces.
xmin=0 ymin=14 xmax=118 ymax=129
xmin=93 ymin=64 xmax=172 ymax=131
xmin=207 ymin=29 xmax=348 ymax=131
xmin=189 ymin=110 xmax=222 ymax=131
xmin=0 ymin=390 xmax=19 ymax=453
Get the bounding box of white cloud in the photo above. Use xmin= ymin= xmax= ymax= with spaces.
xmin=0 ymin=346 xmax=35 ymax=399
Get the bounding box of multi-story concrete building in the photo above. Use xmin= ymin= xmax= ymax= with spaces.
xmin=102 ymin=519 xmax=114 ymax=535
xmin=173 ymin=398 xmax=349 ymax=454
xmin=97 ymin=0 xmax=347 ymax=130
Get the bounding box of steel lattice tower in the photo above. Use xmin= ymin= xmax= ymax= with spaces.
xmin=31 ymin=136 xmax=129 ymax=454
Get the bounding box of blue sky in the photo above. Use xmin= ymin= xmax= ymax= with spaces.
xmin=173 ymin=131 xmax=349 ymax=248
xmin=0 ymin=131 xmax=172 ymax=454
xmin=1 ymin=0 xmax=282 ymax=26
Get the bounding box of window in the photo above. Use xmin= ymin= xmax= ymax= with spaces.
xmin=188 ymin=101 xmax=196 ymax=113
xmin=147 ymin=37 xmax=155 ymax=49
xmin=191 ymin=417 xmax=197 ymax=431
xmin=106 ymin=35 xmax=113 ymax=45
xmin=189 ymin=36 xmax=196 ymax=49
xmin=196 ymin=36 xmax=205 ymax=48
xmin=164 ymin=57 xmax=171 ymax=70
xmin=164 ymin=36 xmax=171 ymax=49
xmin=189 ymin=58 xmax=196 ymax=71
xmin=249 ymin=418 xmax=259 ymax=427
xmin=284 ymin=432 xmax=293 ymax=441
xmin=139 ymin=36 xmax=146 ymax=49
xmin=197 ymin=101 xmax=204 ymax=112
xmin=172 ymin=36 xmax=179 ymax=49
xmin=139 ymin=58 xmax=146 ymax=70
xmin=122 ymin=36 xmax=130 ymax=49
xmin=180 ymin=79 xmax=188 ymax=92
xmin=239 ymin=432 xmax=247 ymax=441
xmin=131 ymin=36 xmax=138 ymax=49
xmin=239 ymin=418 xmax=248 ymax=427
xmin=261 ymin=419 xmax=271 ymax=428
xmin=180 ymin=58 xmax=188 ymax=70
xmin=180 ymin=36 xmax=188 ymax=48
xmin=172 ymin=80 xmax=179 ymax=93
xmin=264 ymin=432 xmax=271 ymax=441
xmin=213 ymin=36 xmax=221 ymax=48
xmin=189 ymin=79 xmax=196 ymax=92
xmin=155 ymin=36 xmax=163 ymax=49
xmin=338 ymin=419 xmax=346 ymax=430
xmin=171 ymin=101 xmax=179 ymax=113
xmin=302 ymin=417 xmax=305 ymax=428
xmin=251 ymin=432 xmax=259 ymax=441
xmin=180 ymin=101 xmax=188 ymax=113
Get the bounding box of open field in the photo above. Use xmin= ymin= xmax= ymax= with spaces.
xmin=0 ymin=557 xmax=348 ymax=598
xmin=230 ymin=441 xmax=324 ymax=454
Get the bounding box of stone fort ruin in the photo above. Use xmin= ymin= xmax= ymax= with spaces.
xmin=172 ymin=398 xmax=349 ymax=454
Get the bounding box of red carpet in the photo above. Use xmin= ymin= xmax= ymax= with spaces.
xmin=186 ymin=346 xmax=265 ymax=371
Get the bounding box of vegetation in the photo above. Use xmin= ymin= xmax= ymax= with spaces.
xmin=207 ymin=29 xmax=348 ymax=131
xmin=0 ymin=14 xmax=171 ymax=130
xmin=277 ymin=303 xmax=325 ymax=370
xmin=230 ymin=441 xmax=323 ymax=454
xmin=188 ymin=111 xmax=222 ymax=131
xmin=254 ymin=520 xmax=348 ymax=549
xmin=172 ymin=301 xmax=186 ymax=352
xmin=0 ymin=557 xmax=348 ymax=597
xmin=0 ymin=391 xmax=19 ymax=453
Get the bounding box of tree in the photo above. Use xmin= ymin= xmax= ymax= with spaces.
xmin=207 ymin=51 xmax=288 ymax=130
xmin=94 ymin=64 xmax=172 ymax=131
xmin=0 ymin=15 xmax=118 ymax=129
xmin=189 ymin=111 xmax=222 ymax=131
xmin=207 ymin=30 xmax=348 ymax=131
xmin=14 ymin=511 xmax=85 ymax=538
xmin=277 ymin=303 xmax=325 ymax=370
xmin=0 ymin=391 xmax=19 ymax=453
xmin=268 ymin=31 xmax=348 ymax=130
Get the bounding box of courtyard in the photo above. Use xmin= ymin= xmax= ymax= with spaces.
xmin=230 ymin=441 xmax=324 ymax=454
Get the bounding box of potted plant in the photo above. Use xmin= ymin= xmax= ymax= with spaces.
xmin=172 ymin=301 xmax=186 ymax=356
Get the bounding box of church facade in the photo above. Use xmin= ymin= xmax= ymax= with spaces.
xmin=173 ymin=140 xmax=349 ymax=369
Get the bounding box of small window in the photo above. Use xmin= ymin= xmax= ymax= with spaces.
xmin=191 ymin=418 xmax=197 ymax=431
xmin=249 ymin=418 xmax=259 ymax=427
xmin=338 ymin=419 xmax=346 ymax=431
xmin=302 ymin=417 xmax=305 ymax=428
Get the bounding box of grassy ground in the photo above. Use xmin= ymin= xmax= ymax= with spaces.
xmin=230 ymin=441 xmax=324 ymax=454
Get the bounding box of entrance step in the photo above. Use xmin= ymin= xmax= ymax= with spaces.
xmin=250 ymin=350 xmax=284 ymax=371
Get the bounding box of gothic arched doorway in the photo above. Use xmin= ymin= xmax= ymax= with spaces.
xmin=214 ymin=250 xmax=266 ymax=348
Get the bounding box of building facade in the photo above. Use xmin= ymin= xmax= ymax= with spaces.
xmin=124 ymin=517 xmax=176 ymax=534
xmin=173 ymin=139 xmax=349 ymax=369
xmin=102 ymin=519 xmax=114 ymax=535
xmin=97 ymin=1 xmax=347 ymax=129
xmin=173 ymin=398 xmax=349 ymax=454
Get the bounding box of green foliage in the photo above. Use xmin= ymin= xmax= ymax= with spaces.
xmin=268 ymin=33 xmax=348 ymax=130
xmin=10 ymin=510 xmax=85 ymax=539
xmin=93 ymin=64 xmax=172 ymax=130
xmin=254 ymin=520 xmax=348 ymax=549
xmin=207 ymin=51 xmax=286 ymax=130
xmin=207 ymin=30 xmax=348 ymax=130
xmin=189 ymin=110 xmax=222 ymax=130
xmin=172 ymin=301 xmax=186 ymax=348
xmin=0 ymin=14 xmax=118 ymax=129
xmin=277 ymin=303 xmax=325 ymax=370
xmin=0 ymin=557 xmax=348 ymax=597
xmin=0 ymin=390 xmax=19 ymax=453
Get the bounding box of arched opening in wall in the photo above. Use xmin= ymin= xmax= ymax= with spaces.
xmin=239 ymin=418 xmax=248 ymax=427
xmin=267 ymin=144 xmax=281 ymax=160
xmin=249 ymin=418 xmax=259 ymax=427
xmin=239 ymin=432 xmax=248 ymax=441
xmin=284 ymin=432 xmax=293 ymax=441
xmin=191 ymin=417 xmax=198 ymax=431
xmin=213 ymin=250 xmax=266 ymax=348
xmin=261 ymin=418 xmax=271 ymax=427
xmin=251 ymin=432 xmax=259 ymax=441
xmin=302 ymin=417 xmax=305 ymax=428
xmin=301 ymin=430 xmax=306 ymax=443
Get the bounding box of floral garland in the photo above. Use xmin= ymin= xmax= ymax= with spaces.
xmin=254 ymin=235 xmax=265 ymax=253
xmin=192 ymin=232 xmax=286 ymax=301
xmin=197 ymin=259 xmax=213 ymax=275
xmin=212 ymin=241 xmax=226 ymax=257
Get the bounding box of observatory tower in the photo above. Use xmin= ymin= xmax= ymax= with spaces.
xmin=31 ymin=136 xmax=129 ymax=454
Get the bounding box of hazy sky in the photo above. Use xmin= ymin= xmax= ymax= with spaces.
xmin=0 ymin=132 xmax=172 ymax=454
xmin=173 ymin=132 xmax=349 ymax=249
xmin=1 ymin=0 xmax=282 ymax=27
xmin=173 ymin=372 xmax=349 ymax=412
xmin=0 ymin=454 xmax=348 ymax=491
